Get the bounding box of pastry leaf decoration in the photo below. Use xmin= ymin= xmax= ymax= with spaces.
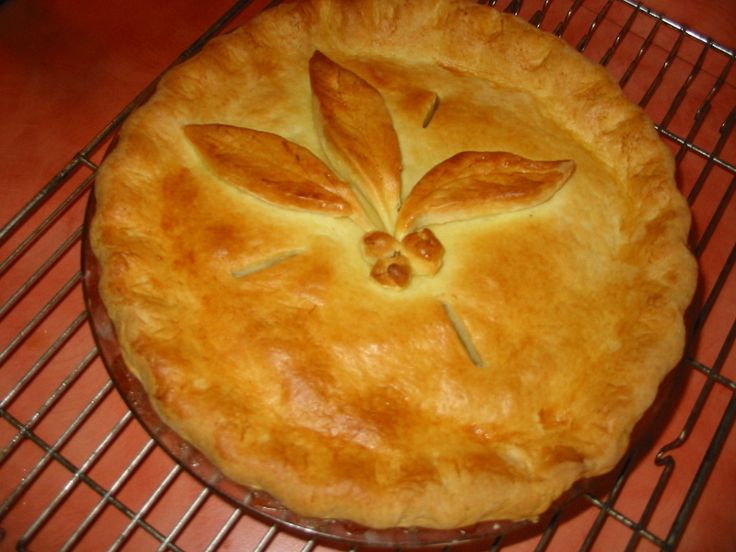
xmin=184 ymin=124 xmax=372 ymax=229
xmin=396 ymin=152 xmax=575 ymax=235
xmin=309 ymin=51 xmax=403 ymax=232
xmin=185 ymin=51 xmax=575 ymax=289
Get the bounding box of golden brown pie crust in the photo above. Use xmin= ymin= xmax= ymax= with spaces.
xmin=90 ymin=0 xmax=697 ymax=529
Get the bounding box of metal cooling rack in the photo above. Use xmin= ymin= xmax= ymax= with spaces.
xmin=1 ymin=0 xmax=734 ymax=550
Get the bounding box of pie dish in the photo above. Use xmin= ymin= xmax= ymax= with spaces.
xmin=88 ymin=0 xmax=697 ymax=531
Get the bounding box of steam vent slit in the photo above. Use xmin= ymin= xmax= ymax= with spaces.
xmin=232 ymin=250 xmax=302 ymax=278
xmin=442 ymin=302 xmax=485 ymax=367
xmin=422 ymin=94 xmax=440 ymax=128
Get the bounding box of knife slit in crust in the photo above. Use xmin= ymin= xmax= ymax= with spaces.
xmin=422 ymin=93 xmax=441 ymax=128
xmin=231 ymin=250 xmax=303 ymax=278
xmin=442 ymin=301 xmax=485 ymax=368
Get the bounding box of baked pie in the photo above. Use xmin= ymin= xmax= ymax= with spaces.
xmin=89 ymin=0 xmax=697 ymax=530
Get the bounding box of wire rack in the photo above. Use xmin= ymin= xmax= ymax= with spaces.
xmin=1 ymin=0 xmax=734 ymax=550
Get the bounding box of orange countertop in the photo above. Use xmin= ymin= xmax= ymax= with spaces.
xmin=1 ymin=1 xmax=734 ymax=551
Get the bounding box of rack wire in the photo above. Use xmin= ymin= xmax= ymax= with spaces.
xmin=1 ymin=0 xmax=734 ymax=550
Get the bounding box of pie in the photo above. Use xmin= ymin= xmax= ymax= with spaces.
xmin=89 ymin=0 xmax=697 ymax=530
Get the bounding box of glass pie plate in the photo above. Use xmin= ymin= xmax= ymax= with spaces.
xmin=81 ymin=177 xmax=682 ymax=548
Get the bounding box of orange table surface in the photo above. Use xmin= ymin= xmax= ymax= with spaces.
xmin=1 ymin=1 xmax=734 ymax=551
